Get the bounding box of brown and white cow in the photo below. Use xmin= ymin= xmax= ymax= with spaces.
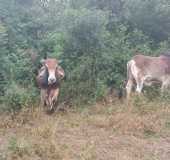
xmin=126 ymin=54 xmax=170 ymax=99
xmin=36 ymin=58 xmax=65 ymax=112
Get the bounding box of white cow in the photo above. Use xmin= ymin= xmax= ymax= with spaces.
xmin=126 ymin=54 xmax=170 ymax=99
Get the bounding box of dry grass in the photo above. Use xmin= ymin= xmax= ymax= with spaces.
xmin=1 ymin=99 xmax=170 ymax=160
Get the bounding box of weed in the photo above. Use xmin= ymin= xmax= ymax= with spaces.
xmin=8 ymin=137 xmax=18 ymax=152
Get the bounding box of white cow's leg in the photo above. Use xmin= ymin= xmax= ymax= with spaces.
xmin=161 ymin=84 xmax=166 ymax=97
xmin=161 ymin=81 xmax=169 ymax=95
xmin=136 ymin=77 xmax=144 ymax=94
xmin=136 ymin=83 xmax=143 ymax=93
xmin=126 ymin=79 xmax=134 ymax=100
xmin=130 ymin=61 xmax=143 ymax=94
xmin=161 ymin=77 xmax=170 ymax=94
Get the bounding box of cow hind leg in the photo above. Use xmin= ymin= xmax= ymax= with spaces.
xmin=161 ymin=81 xmax=170 ymax=96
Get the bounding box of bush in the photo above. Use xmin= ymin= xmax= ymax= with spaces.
xmin=3 ymin=83 xmax=38 ymax=112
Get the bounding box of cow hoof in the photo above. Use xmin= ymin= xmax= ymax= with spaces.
xmin=46 ymin=108 xmax=55 ymax=114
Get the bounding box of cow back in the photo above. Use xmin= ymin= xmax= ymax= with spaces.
xmin=133 ymin=55 xmax=156 ymax=70
xmin=133 ymin=54 xmax=170 ymax=76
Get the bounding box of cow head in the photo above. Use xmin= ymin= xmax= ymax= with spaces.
xmin=41 ymin=58 xmax=65 ymax=85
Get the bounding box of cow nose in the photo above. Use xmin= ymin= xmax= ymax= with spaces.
xmin=49 ymin=78 xmax=56 ymax=84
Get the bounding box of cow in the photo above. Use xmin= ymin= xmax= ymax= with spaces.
xmin=126 ymin=54 xmax=170 ymax=99
xmin=36 ymin=58 xmax=65 ymax=112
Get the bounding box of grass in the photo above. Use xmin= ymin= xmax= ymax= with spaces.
xmin=0 ymin=98 xmax=170 ymax=160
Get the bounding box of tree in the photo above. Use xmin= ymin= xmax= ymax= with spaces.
xmin=123 ymin=0 xmax=170 ymax=43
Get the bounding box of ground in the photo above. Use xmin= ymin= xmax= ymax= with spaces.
xmin=0 ymin=98 xmax=170 ymax=160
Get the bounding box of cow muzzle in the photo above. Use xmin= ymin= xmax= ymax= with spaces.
xmin=48 ymin=77 xmax=56 ymax=84
xmin=48 ymin=70 xmax=57 ymax=85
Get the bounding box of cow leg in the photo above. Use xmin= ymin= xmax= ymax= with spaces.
xmin=135 ymin=75 xmax=144 ymax=94
xmin=52 ymin=88 xmax=60 ymax=111
xmin=161 ymin=81 xmax=169 ymax=95
xmin=50 ymin=88 xmax=60 ymax=111
xmin=46 ymin=88 xmax=60 ymax=112
xmin=49 ymin=97 xmax=54 ymax=111
xmin=136 ymin=80 xmax=144 ymax=94
xmin=40 ymin=89 xmax=47 ymax=106
xmin=129 ymin=61 xmax=144 ymax=95
xmin=126 ymin=79 xmax=134 ymax=100
xmin=136 ymin=82 xmax=143 ymax=94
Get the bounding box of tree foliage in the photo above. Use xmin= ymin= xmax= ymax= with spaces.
xmin=0 ymin=0 xmax=170 ymax=109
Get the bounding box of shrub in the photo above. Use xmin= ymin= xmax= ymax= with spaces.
xmin=3 ymin=83 xmax=38 ymax=112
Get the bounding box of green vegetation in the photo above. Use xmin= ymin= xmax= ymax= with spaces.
xmin=0 ymin=0 xmax=170 ymax=110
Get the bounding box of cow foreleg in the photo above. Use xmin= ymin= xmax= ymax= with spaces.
xmin=40 ymin=89 xmax=47 ymax=106
xmin=136 ymin=84 xmax=143 ymax=93
xmin=126 ymin=79 xmax=134 ymax=100
xmin=49 ymin=98 xmax=54 ymax=111
xmin=51 ymin=88 xmax=60 ymax=111
xmin=136 ymin=77 xmax=144 ymax=94
xmin=47 ymin=88 xmax=60 ymax=112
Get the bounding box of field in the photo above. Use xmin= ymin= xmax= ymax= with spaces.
xmin=1 ymin=99 xmax=170 ymax=160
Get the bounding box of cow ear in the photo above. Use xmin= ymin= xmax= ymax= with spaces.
xmin=56 ymin=66 xmax=65 ymax=79
xmin=40 ymin=59 xmax=45 ymax=65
